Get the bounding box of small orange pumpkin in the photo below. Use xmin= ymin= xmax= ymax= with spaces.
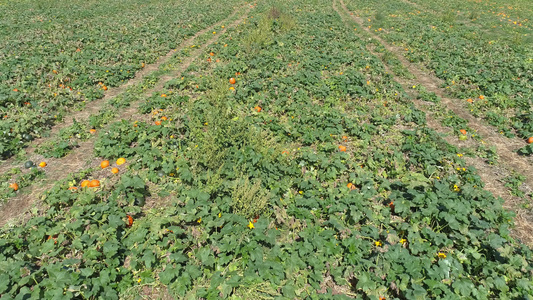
xmin=254 ymin=106 xmax=262 ymax=112
xmin=89 ymin=180 xmax=100 ymax=188
xmin=39 ymin=162 xmax=47 ymax=168
xmin=111 ymin=167 xmax=119 ymax=174
xmin=126 ymin=215 xmax=133 ymax=227
xmin=460 ymin=129 xmax=467 ymax=135
xmin=117 ymin=158 xmax=126 ymax=165
xmin=100 ymin=160 xmax=110 ymax=169
xmin=81 ymin=180 xmax=90 ymax=188
xmin=527 ymin=137 xmax=533 ymax=144
xmin=229 ymin=78 xmax=236 ymax=84
xmin=9 ymin=183 xmax=19 ymax=191
xmin=338 ymin=145 xmax=347 ymax=152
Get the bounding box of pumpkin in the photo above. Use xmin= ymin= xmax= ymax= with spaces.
xmin=9 ymin=183 xmax=19 ymax=191
xmin=528 ymin=137 xmax=533 ymax=144
xmin=229 ymin=78 xmax=236 ymax=84
xmin=39 ymin=162 xmax=47 ymax=168
xmin=89 ymin=129 xmax=97 ymax=134
xmin=338 ymin=145 xmax=347 ymax=152
xmin=100 ymin=160 xmax=110 ymax=168
xmin=81 ymin=180 xmax=90 ymax=188
xmin=117 ymin=157 xmax=126 ymax=165
xmin=347 ymin=183 xmax=356 ymax=190
xmin=155 ymin=120 xmax=162 ymax=126
xmin=89 ymin=180 xmax=100 ymax=187
xmin=460 ymin=129 xmax=467 ymax=135
xmin=254 ymin=106 xmax=262 ymax=112
xmin=111 ymin=167 xmax=119 ymax=174
xmin=126 ymin=215 xmax=133 ymax=227
xmin=160 ymin=116 xmax=167 ymax=121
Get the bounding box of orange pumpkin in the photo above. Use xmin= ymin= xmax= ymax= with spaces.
xmin=117 ymin=158 xmax=126 ymax=165
xmin=81 ymin=180 xmax=90 ymax=188
xmin=9 ymin=183 xmax=19 ymax=191
xmin=39 ymin=162 xmax=47 ymax=168
xmin=111 ymin=167 xmax=119 ymax=174
xmin=100 ymin=160 xmax=110 ymax=169
xmin=338 ymin=145 xmax=347 ymax=152
xmin=254 ymin=106 xmax=262 ymax=112
xmin=155 ymin=121 xmax=162 ymax=126
xmin=460 ymin=129 xmax=467 ymax=135
xmin=89 ymin=180 xmax=100 ymax=188
xmin=528 ymin=137 xmax=533 ymax=144
xmin=126 ymin=215 xmax=133 ymax=227
xmin=229 ymin=78 xmax=236 ymax=84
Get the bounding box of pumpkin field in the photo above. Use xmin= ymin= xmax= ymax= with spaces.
xmin=1 ymin=0 xmax=532 ymax=298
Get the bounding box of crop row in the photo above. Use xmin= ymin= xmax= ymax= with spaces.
xmin=0 ymin=0 xmax=243 ymax=159
xmin=344 ymin=0 xmax=533 ymax=154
